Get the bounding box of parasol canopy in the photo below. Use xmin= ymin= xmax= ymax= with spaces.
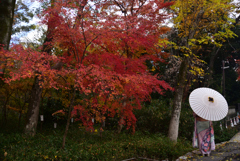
xmin=189 ymin=87 xmax=228 ymax=121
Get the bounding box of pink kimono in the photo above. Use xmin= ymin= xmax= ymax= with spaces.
xmin=193 ymin=113 xmax=215 ymax=155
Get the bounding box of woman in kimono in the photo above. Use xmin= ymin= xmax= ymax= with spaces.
xmin=193 ymin=112 xmax=215 ymax=156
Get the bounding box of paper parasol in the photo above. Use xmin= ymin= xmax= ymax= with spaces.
xmin=189 ymin=87 xmax=228 ymax=121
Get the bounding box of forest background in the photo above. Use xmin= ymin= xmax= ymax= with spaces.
xmin=1 ymin=0 xmax=240 ymax=160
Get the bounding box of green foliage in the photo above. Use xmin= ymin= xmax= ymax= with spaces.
xmin=135 ymin=100 xmax=194 ymax=139
xmin=0 ymin=125 xmax=193 ymax=161
xmin=178 ymin=104 xmax=195 ymax=139
xmin=134 ymin=99 xmax=171 ymax=135
xmin=214 ymin=122 xmax=238 ymax=143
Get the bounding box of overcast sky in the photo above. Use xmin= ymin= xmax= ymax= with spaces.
xmin=11 ymin=0 xmax=44 ymax=45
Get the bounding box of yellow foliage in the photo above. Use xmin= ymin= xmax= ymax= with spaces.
xmin=170 ymin=0 xmax=237 ymax=77
xmin=171 ymin=0 xmax=236 ymax=44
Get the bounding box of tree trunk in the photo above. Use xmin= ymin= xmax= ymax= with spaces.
xmin=0 ymin=0 xmax=15 ymax=127
xmin=2 ymin=94 xmax=10 ymax=126
xmin=117 ymin=101 xmax=126 ymax=134
xmin=18 ymin=111 xmax=22 ymax=127
xmin=168 ymin=26 xmax=196 ymax=142
xmin=24 ymin=76 xmax=43 ymax=136
xmin=117 ymin=116 xmax=124 ymax=134
xmin=168 ymin=57 xmax=188 ymax=142
xmin=0 ymin=0 xmax=15 ymax=50
xmin=204 ymin=28 xmax=220 ymax=87
xmin=0 ymin=0 xmax=15 ymax=77
xmin=182 ymin=74 xmax=193 ymax=102
xmin=205 ymin=47 xmax=220 ymax=87
xmin=24 ymin=0 xmax=55 ymax=135
xmin=62 ymin=89 xmax=76 ymax=149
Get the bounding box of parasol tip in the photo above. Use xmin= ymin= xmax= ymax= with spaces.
xmin=208 ymin=97 xmax=214 ymax=103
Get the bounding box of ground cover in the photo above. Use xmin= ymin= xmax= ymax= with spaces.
xmin=1 ymin=100 xmax=238 ymax=161
xmin=0 ymin=123 xmax=193 ymax=161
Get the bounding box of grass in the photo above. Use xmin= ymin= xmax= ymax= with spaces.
xmin=0 ymin=121 xmax=194 ymax=161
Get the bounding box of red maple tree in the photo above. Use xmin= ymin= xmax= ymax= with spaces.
xmin=0 ymin=0 xmax=174 ymax=143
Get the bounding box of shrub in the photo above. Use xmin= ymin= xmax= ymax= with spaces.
xmin=214 ymin=121 xmax=238 ymax=143
xmin=134 ymin=99 xmax=171 ymax=135
xmin=135 ymin=99 xmax=194 ymax=140
xmin=178 ymin=103 xmax=194 ymax=140
xmin=0 ymin=127 xmax=193 ymax=161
